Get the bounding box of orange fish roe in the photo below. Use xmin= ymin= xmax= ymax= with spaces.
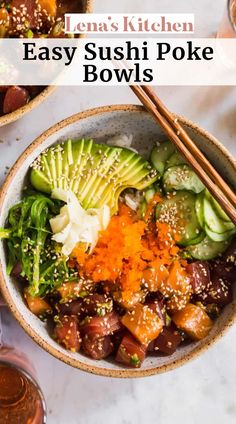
xmin=72 ymin=202 xmax=182 ymax=297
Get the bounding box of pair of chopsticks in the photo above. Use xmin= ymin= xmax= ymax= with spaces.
xmin=130 ymin=84 xmax=236 ymax=225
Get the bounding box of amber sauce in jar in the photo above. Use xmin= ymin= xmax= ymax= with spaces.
xmin=0 ymin=363 xmax=46 ymax=424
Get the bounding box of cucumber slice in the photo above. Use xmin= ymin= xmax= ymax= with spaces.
xmin=187 ymin=236 xmax=231 ymax=260
xmin=204 ymin=191 xmax=232 ymax=222
xmin=212 ymin=197 xmax=231 ymax=222
xmin=140 ymin=199 xmax=147 ymax=218
xmin=212 ymin=198 xmax=231 ymax=222
xmin=156 ymin=190 xmax=202 ymax=246
xmin=203 ymin=197 xmax=235 ymax=233
xmin=184 ymin=230 xmax=205 ymax=246
xmin=163 ymin=165 xmax=205 ymax=194
xmin=144 ymin=186 xmax=156 ymax=203
xmin=195 ymin=191 xmax=205 ymax=228
xmin=150 ymin=141 xmax=175 ymax=175
xmin=205 ymin=225 xmax=236 ymax=242
xmin=166 ymin=151 xmax=187 ymax=168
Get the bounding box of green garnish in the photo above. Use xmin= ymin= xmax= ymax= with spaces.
xmin=80 ymin=316 xmax=91 ymax=326
xmin=59 ymin=289 xmax=89 ymax=304
xmin=0 ymin=192 xmax=78 ymax=296
xmin=0 ymin=228 xmax=11 ymax=239
xmin=165 ymin=312 xmax=172 ymax=327
xmin=5 ymin=3 xmax=11 ymax=12
xmin=53 ymin=315 xmax=61 ymax=324
xmin=130 ymin=354 xmax=141 ymax=367
xmin=26 ymin=29 xmax=34 ymax=38
xmin=97 ymin=301 xmax=113 ymax=317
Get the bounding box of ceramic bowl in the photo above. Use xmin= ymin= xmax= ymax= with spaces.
xmin=0 ymin=0 xmax=93 ymax=128
xmin=0 ymin=104 xmax=236 ymax=378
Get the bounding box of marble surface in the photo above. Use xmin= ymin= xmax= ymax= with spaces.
xmin=1 ymin=1 xmax=236 ymax=423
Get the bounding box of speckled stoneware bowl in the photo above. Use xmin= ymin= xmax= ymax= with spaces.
xmin=1 ymin=105 xmax=236 ymax=378
xmin=0 ymin=0 xmax=93 ymax=128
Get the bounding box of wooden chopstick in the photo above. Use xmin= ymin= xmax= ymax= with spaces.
xmin=141 ymin=85 xmax=236 ymax=207
xmin=130 ymin=84 xmax=236 ymax=225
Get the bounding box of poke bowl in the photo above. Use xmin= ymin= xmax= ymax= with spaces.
xmin=0 ymin=104 xmax=236 ymax=378
xmin=0 ymin=0 xmax=93 ymax=127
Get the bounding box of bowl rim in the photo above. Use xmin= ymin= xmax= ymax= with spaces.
xmin=0 ymin=0 xmax=94 ymax=128
xmin=0 ymin=103 xmax=236 ymax=378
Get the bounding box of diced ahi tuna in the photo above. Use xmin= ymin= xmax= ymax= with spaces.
xmin=159 ymin=261 xmax=192 ymax=297
xmin=149 ymin=326 xmax=182 ymax=355
xmin=121 ymin=303 xmax=163 ymax=345
xmin=82 ymin=335 xmax=114 ymax=360
xmin=223 ymin=239 xmax=236 ymax=266
xmin=116 ymin=334 xmax=147 ymax=368
xmin=142 ymin=264 xmax=169 ymax=292
xmin=113 ymin=290 xmax=146 ymax=310
xmin=145 ymin=299 xmax=166 ymax=324
xmin=198 ymin=274 xmax=233 ymax=306
xmin=167 ymin=293 xmax=190 ymax=313
xmin=56 ymin=299 xmax=83 ymax=317
xmin=80 ymin=312 xmax=121 ymax=339
xmin=57 ymin=281 xmax=83 ymax=301
xmin=0 ymin=85 xmax=9 ymax=92
xmin=11 ymin=0 xmax=37 ymax=30
xmin=24 ymin=291 xmax=52 ymax=316
xmin=81 ymin=294 xmax=113 ymax=317
xmin=38 ymin=0 xmax=57 ymax=17
xmin=3 ymin=86 xmax=29 ymax=114
xmin=54 ymin=315 xmax=81 ymax=352
xmin=187 ymin=261 xmax=210 ymax=294
xmin=0 ymin=8 xmax=9 ymax=37
xmin=210 ymin=258 xmax=236 ymax=283
xmin=172 ymin=303 xmax=213 ymax=341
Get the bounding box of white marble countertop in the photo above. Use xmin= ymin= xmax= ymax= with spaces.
xmin=1 ymin=1 xmax=236 ymax=423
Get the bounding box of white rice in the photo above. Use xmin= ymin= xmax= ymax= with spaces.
xmin=107 ymin=134 xmax=133 ymax=149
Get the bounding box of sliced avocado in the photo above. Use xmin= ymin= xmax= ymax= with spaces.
xmin=68 ymin=139 xmax=83 ymax=190
xmin=55 ymin=145 xmax=63 ymax=189
xmin=41 ymin=155 xmax=53 ymax=184
xmin=47 ymin=149 xmax=57 ymax=188
xmin=72 ymin=139 xmax=93 ymax=194
xmin=93 ymin=150 xmax=156 ymax=211
xmin=30 ymin=169 xmax=52 ymax=193
xmin=30 ymin=139 xmax=159 ymax=214
xmin=87 ymin=150 xmax=132 ymax=208
xmin=67 ymin=139 xmax=73 ymax=165
xmin=81 ymin=145 xmax=119 ymax=208
xmin=63 ymin=139 xmax=74 ymax=190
